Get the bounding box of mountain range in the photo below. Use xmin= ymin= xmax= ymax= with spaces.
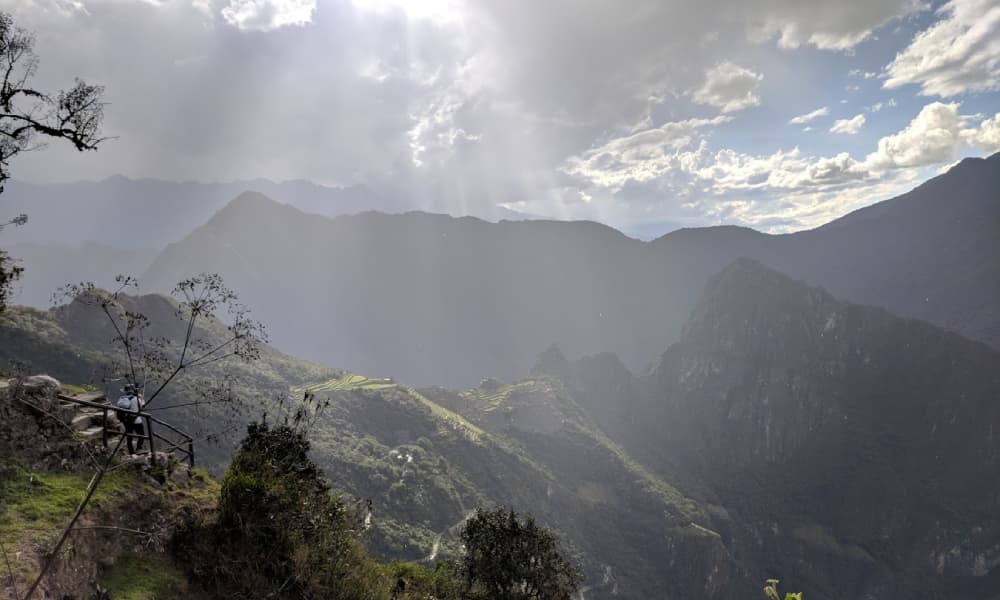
xmin=130 ymin=152 xmax=1000 ymax=386
xmin=3 ymin=256 xmax=998 ymax=599
xmin=0 ymin=176 xmax=394 ymax=249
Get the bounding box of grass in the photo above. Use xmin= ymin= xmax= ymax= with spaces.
xmin=98 ymin=552 xmax=191 ymax=600
xmin=406 ymin=388 xmax=484 ymax=440
xmin=294 ymin=373 xmax=397 ymax=394
xmin=462 ymin=383 xmax=513 ymax=412
xmin=297 ymin=374 xmax=485 ymax=441
xmin=0 ymin=463 xmax=136 ymax=547
xmin=60 ymin=382 xmax=99 ymax=396
xmin=688 ymin=522 xmax=722 ymax=539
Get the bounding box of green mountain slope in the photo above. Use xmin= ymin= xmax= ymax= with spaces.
xmin=0 ymin=295 xmax=744 ymax=600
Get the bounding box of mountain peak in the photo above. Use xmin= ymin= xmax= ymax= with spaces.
xmin=226 ymin=190 xmax=284 ymax=209
xmin=530 ymin=344 xmax=571 ymax=380
xmin=678 ymin=258 xmax=841 ymax=355
xmin=698 ymin=257 xmax=814 ymax=307
xmin=207 ymin=191 xmax=302 ymax=228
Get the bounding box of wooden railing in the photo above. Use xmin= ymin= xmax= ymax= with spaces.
xmin=56 ymin=393 xmax=195 ymax=469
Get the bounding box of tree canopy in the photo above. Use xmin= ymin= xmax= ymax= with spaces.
xmin=460 ymin=507 xmax=581 ymax=600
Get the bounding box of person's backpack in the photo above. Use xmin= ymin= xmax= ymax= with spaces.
xmin=116 ymin=395 xmax=136 ymax=425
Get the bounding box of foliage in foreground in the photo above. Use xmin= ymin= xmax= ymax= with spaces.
xmin=173 ymin=421 xmax=460 ymax=599
xmin=764 ymin=578 xmax=803 ymax=600
xmin=460 ymin=507 xmax=581 ymax=600
xmin=172 ymin=421 xmax=583 ymax=600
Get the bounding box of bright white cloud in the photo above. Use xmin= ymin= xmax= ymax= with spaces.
xmin=691 ymin=62 xmax=763 ymax=113
xmin=864 ymin=101 xmax=1000 ymax=168
xmin=559 ymin=99 xmax=998 ymax=232
xmin=221 ymin=0 xmax=316 ymax=31
xmin=563 ymin=116 xmax=732 ymax=189
xmin=789 ymin=106 xmax=830 ymax=124
xmin=866 ymin=102 xmax=964 ymax=168
xmin=830 ymin=113 xmax=866 ymax=134
xmin=964 ymin=112 xmax=1000 ymax=152
xmin=884 ymin=0 xmax=1000 ymax=96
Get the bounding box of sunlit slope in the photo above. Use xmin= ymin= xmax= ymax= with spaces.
xmin=293 ymin=371 xmax=739 ymax=599
xmin=0 ymin=296 xmax=744 ymax=600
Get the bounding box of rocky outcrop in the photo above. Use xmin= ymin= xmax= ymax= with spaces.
xmin=0 ymin=375 xmax=98 ymax=471
xmin=634 ymin=259 xmax=1000 ymax=598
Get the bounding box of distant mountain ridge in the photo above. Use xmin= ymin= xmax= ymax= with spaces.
xmin=6 ymin=242 xmax=157 ymax=307
xmin=0 ymin=176 xmax=395 ymax=249
xmin=138 ymin=153 xmax=1000 ymax=386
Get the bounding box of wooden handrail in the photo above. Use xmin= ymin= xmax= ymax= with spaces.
xmin=145 ymin=413 xmax=193 ymax=441
xmin=55 ymin=394 xmax=113 ymax=411
xmin=57 ymin=392 xmax=195 ymax=468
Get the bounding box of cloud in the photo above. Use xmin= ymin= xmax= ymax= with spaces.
xmin=220 ymin=0 xmax=316 ymax=31
xmin=884 ymin=0 xmax=1000 ymax=96
xmin=691 ymin=62 xmax=763 ymax=113
xmin=559 ymin=98 xmax=1000 ymax=232
xmin=864 ymin=101 xmax=999 ymax=168
xmin=747 ymin=0 xmax=923 ymax=50
xmin=830 ymin=113 xmax=866 ymax=134
xmin=4 ymin=0 xmax=986 ymax=235
xmin=789 ymin=106 xmax=830 ymax=124
xmin=866 ymin=98 xmax=897 ymax=112
xmin=563 ymin=116 xmax=732 ymax=190
xmin=964 ymin=112 xmax=1000 ymax=153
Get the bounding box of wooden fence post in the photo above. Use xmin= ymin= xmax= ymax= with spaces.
xmin=146 ymin=416 xmax=156 ymax=465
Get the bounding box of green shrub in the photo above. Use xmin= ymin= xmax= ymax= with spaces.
xmin=459 ymin=507 xmax=581 ymax=600
xmin=764 ymin=578 xmax=803 ymax=600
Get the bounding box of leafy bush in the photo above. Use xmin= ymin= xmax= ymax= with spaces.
xmin=174 ymin=421 xmax=461 ymax=600
xmin=174 ymin=421 xmax=380 ymax=599
xmin=764 ymin=578 xmax=802 ymax=600
xmin=459 ymin=507 xmax=581 ymax=600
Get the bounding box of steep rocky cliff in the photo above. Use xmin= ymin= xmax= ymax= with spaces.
xmin=617 ymin=259 xmax=1000 ymax=599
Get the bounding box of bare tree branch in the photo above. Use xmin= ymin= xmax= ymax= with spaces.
xmin=23 ymin=435 xmax=126 ymax=600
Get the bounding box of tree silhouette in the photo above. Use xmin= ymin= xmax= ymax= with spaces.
xmin=0 ymin=10 xmax=106 ymax=312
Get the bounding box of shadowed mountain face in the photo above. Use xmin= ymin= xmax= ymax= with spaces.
xmin=138 ymin=153 xmax=1000 ymax=386
xmin=539 ymin=259 xmax=1000 ymax=599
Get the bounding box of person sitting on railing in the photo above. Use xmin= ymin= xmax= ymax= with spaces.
xmin=115 ymin=383 xmax=146 ymax=456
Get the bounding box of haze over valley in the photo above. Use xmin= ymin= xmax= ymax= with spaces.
xmin=1 ymin=1 xmax=999 ymax=599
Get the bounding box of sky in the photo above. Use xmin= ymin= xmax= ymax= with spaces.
xmin=2 ymin=0 xmax=999 ymax=236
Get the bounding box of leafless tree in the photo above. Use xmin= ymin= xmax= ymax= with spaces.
xmin=56 ymin=273 xmax=266 ymax=410
xmin=22 ymin=274 xmax=266 ymax=599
